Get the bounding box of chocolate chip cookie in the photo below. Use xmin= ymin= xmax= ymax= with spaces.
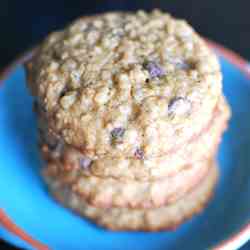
xmin=25 ymin=10 xmax=231 ymax=231
xmin=26 ymin=10 xmax=222 ymax=159
xmin=45 ymin=161 xmax=218 ymax=231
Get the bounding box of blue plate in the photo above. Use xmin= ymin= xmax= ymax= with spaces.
xmin=0 ymin=42 xmax=250 ymax=250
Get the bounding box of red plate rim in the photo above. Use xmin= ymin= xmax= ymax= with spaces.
xmin=0 ymin=39 xmax=249 ymax=250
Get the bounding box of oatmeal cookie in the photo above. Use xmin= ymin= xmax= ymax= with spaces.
xmin=26 ymin=10 xmax=222 ymax=159
xmin=43 ymin=158 xmax=212 ymax=208
xmin=25 ymin=10 xmax=230 ymax=231
xmin=40 ymin=96 xmax=229 ymax=180
xmin=45 ymin=162 xmax=218 ymax=231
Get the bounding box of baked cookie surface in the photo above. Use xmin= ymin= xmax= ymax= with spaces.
xmin=43 ymin=158 xmax=212 ymax=209
xmin=45 ymin=161 xmax=218 ymax=231
xmin=26 ymin=10 xmax=222 ymax=159
xmin=40 ymin=95 xmax=230 ymax=180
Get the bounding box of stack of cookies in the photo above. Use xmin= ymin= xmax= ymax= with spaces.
xmin=25 ymin=10 xmax=231 ymax=231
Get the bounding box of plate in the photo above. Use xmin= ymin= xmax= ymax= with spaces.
xmin=0 ymin=41 xmax=250 ymax=250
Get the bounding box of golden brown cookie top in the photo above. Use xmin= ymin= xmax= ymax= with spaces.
xmin=26 ymin=10 xmax=222 ymax=157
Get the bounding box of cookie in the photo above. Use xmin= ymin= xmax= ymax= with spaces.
xmin=45 ymin=161 xmax=218 ymax=231
xmin=26 ymin=10 xmax=222 ymax=159
xmin=25 ymin=10 xmax=230 ymax=232
xmin=40 ymin=96 xmax=230 ymax=180
xmin=43 ymin=158 xmax=212 ymax=209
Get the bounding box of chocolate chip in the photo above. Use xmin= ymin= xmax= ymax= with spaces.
xmin=143 ymin=61 xmax=165 ymax=78
xmin=111 ymin=127 xmax=125 ymax=142
xmin=168 ymin=97 xmax=191 ymax=117
xmin=79 ymin=157 xmax=92 ymax=170
xmin=134 ymin=148 xmax=144 ymax=160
